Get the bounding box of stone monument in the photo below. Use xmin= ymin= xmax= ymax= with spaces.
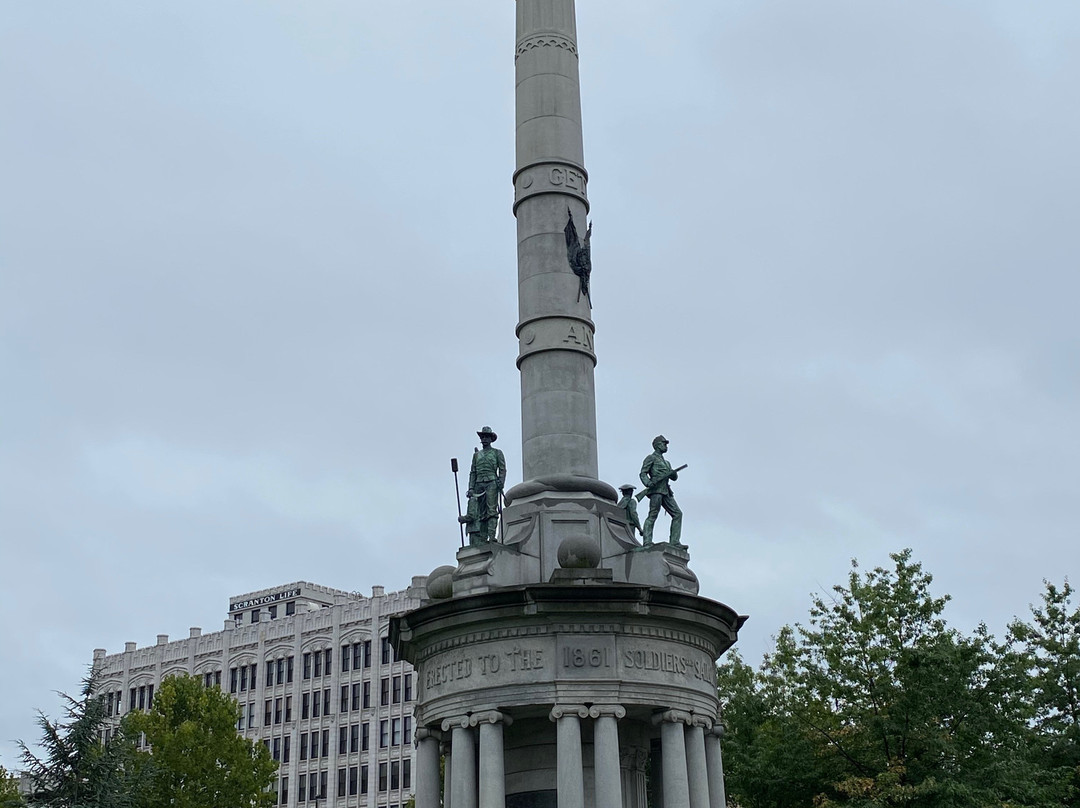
xmin=391 ymin=2 xmax=747 ymax=807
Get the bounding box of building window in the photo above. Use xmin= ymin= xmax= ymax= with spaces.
xmin=378 ymin=762 xmax=388 ymax=792
xmin=318 ymin=771 xmax=328 ymax=800
xmin=341 ymin=644 xmax=351 ymax=673
xmin=404 ymin=674 xmax=413 ymax=702
xmin=379 ymin=720 xmax=388 ymax=748
xmin=381 ymin=638 xmax=391 ymax=665
xmin=272 ymin=737 xmax=281 ymax=761
xmin=324 ymin=648 xmax=333 ymax=673
xmin=363 ymin=640 xmax=371 ymax=668
xmin=229 ymin=668 xmax=238 ymax=694
xmin=392 ymin=717 xmax=402 ymax=747
xmin=283 ymin=735 xmax=291 ymax=763
xmin=340 ymin=685 xmax=349 ymax=713
xmin=277 ymin=658 xmax=285 ymax=684
xmin=302 ymin=693 xmax=310 ymax=720
xmin=285 ymin=695 xmax=292 ymax=722
xmin=313 ymin=651 xmax=322 ymax=679
xmin=380 ymin=678 xmax=389 ymax=706
xmin=269 ymin=604 xmax=277 ymax=619
xmin=310 ymin=730 xmax=319 ymax=759
xmin=361 ymin=722 xmax=369 ymax=752
xmin=275 ymin=698 xmax=283 ymax=724
xmin=351 ymin=683 xmax=361 ymax=712
xmin=391 ymin=760 xmax=400 ymax=791
xmin=339 ymin=726 xmax=348 ymax=754
xmin=147 ymin=684 xmax=154 ymax=708
xmin=321 ymin=729 xmax=330 ymax=758
xmin=312 ymin=691 xmax=321 ymax=719
xmin=404 ymin=716 xmax=412 ymax=745
xmin=247 ymin=703 xmax=255 ymax=729
xmin=323 ymin=688 xmax=331 ymax=716
xmin=350 ymin=723 xmax=359 ymax=754
xmin=362 ymin=681 xmax=370 ymax=709
xmin=298 ymin=773 xmax=307 ymax=803
xmin=138 ymin=686 xmax=146 ymax=711
xmin=285 ymin=600 xmax=296 ymax=616
xmin=287 ymin=656 xmax=294 ymax=684
xmin=264 ymin=700 xmax=272 ymax=726
xmin=129 ymin=688 xmax=136 ymax=712
xmin=349 ymin=766 xmax=358 ymax=796
xmin=392 ymin=675 xmax=401 ymax=704
xmin=280 ymin=776 xmax=288 ymax=806
xmin=250 ymin=663 xmax=257 ymax=689
xmin=352 ymin=642 xmax=363 ymax=670
xmin=403 ymin=758 xmax=411 ymax=789
xmin=299 ymin=733 xmax=308 ymax=761
xmin=266 ymin=660 xmax=275 ymax=686
xmin=338 ymin=768 xmax=347 ymax=799
xmin=240 ymin=666 xmax=248 ymax=692
xmin=303 ymin=653 xmax=312 ymax=680
xmin=251 ymin=609 xmax=260 ymax=624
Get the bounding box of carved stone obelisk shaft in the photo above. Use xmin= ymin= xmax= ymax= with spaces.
xmin=513 ymin=0 xmax=597 ymax=482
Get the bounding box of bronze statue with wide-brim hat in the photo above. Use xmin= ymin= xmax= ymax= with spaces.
xmin=459 ymin=426 xmax=507 ymax=544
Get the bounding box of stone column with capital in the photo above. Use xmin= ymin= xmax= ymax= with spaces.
xmin=442 ymin=739 xmax=453 ymax=808
xmin=415 ymin=727 xmax=443 ymax=808
xmin=705 ymin=725 xmax=728 ymax=808
xmin=655 ymin=710 xmax=692 ymax=808
xmin=443 ymin=716 xmax=477 ymax=808
xmin=514 ymin=0 xmax=598 ymax=481
xmin=550 ymin=705 xmax=588 ymax=808
xmin=685 ymin=718 xmax=711 ymax=808
xmin=472 ymin=711 xmax=512 ymax=808
xmin=590 ymin=705 xmax=625 ymax=808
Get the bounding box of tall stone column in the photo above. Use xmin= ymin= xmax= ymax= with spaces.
xmin=472 ymin=711 xmax=512 ymax=808
xmin=442 ymin=739 xmax=454 ymax=808
xmin=590 ymin=705 xmax=625 ymax=808
xmin=415 ymin=727 xmax=442 ymax=808
xmin=443 ymin=716 xmax=477 ymax=808
xmin=655 ymin=710 xmax=692 ymax=808
xmin=705 ymin=725 xmax=728 ymax=808
xmin=514 ymin=0 xmax=598 ymax=481
xmin=550 ymin=705 xmax=588 ymax=808
xmin=685 ymin=718 xmax=711 ymax=808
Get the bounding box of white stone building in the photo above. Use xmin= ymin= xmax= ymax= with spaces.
xmin=92 ymin=580 xmax=425 ymax=807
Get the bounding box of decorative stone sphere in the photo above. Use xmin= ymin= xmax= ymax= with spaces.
xmin=426 ymin=566 xmax=456 ymax=600
xmin=557 ymin=536 xmax=601 ymax=569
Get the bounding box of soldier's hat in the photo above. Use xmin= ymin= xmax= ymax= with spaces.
xmin=618 ymin=484 xmax=636 ymax=493
xmin=653 ymin=434 xmax=669 ymax=444
xmin=477 ymin=426 xmax=498 ymax=442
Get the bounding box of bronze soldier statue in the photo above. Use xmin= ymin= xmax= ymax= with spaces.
xmin=639 ymin=435 xmax=684 ymax=546
xmin=461 ymin=426 xmax=507 ymax=544
xmin=617 ymin=484 xmax=642 ymax=538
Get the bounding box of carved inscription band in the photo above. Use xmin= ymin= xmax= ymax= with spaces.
xmin=514 ymin=160 xmax=590 ymax=212
xmin=517 ymin=315 xmax=596 ymax=367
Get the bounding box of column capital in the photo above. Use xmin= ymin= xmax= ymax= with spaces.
xmin=652 ymin=709 xmax=693 ymax=726
xmin=416 ymin=726 xmax=443 ymax=743
xmin=471 ymin=710 xmax=514 ymax=727
xmin=709 ymin=723 xmax=726 ymax=739
xmin=588 ymin=704 xmax=626 ymax=720
xmin=442 ymin=715 xmax=472 ymax=732
xmin=689 ymin=715 xmax=714 ymax=730
xmin=550 ymin=704 xmax=590 ymax=721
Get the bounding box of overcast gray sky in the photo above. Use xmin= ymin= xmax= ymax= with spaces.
xmin=2 ymin=0 xmax=1078 ymax=766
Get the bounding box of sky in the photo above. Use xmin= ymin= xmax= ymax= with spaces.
xmin=2 ymin=0 xmax=1078 ymax=767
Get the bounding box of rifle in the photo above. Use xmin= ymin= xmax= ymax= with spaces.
xmin=635 ymin=464 xmax=688 ymax=502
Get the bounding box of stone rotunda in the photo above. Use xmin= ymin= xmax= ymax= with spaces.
xmin=391 ymin=2 xmax=746 ymax=807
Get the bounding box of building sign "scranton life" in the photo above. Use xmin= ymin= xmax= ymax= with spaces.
xmin=230 ymin=588 xmax=300 ymax=613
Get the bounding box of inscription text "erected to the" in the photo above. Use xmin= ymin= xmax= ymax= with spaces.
xmin=426 ymin=645 xmax=546 ymax=690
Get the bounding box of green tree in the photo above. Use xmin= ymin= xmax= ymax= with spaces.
xmin=126 ymin=674 xmax=277 ymax=808
xmin=1011 ymin=579 xmax=1080 ymax=806
xmin=718 ymin=550 xmax=1067 ymax=808
xmin=0 ymin=764 xmax=24 ymax=807
xmin=18 ymin=672 xmax=147 ymax=808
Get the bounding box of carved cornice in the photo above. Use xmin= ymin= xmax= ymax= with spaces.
xmin=652 ymin=709 xmax=693 ymax=726
xmin=549 ymin=704 xmax=590 ymax=721
xmin=516 ymin=32 xmax=577 ymax=61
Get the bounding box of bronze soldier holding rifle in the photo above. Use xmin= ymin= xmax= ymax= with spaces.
xmin=638 ymin=435 xmax=686 ymax=546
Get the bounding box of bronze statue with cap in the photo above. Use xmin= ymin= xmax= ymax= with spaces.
xmin=460 ymin=426 xmax=507 ymax=545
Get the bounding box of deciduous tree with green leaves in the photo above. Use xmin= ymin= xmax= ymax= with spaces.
xmin=0 ymin=764 xmax=24 ymax=807
xmin=125 ymin=674 xmax=277 ymax=808
xmin=717 ymin=550 xmax=1070 ymax=808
